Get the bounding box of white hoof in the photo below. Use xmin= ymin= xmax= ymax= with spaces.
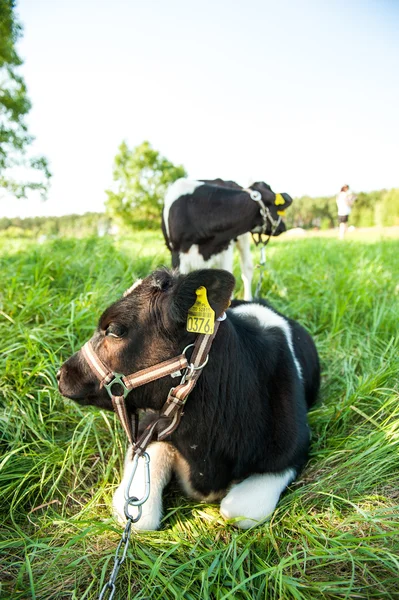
xmin=220 ymin=469 xmax=296 ymax=529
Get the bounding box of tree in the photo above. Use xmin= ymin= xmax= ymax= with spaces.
xmin=0 ymin=0 xmax=50 ymax=199
xmin=285 ymin=195 xmax=336 ymax=229
xmin=350 ymin=189 xmax=385 ymax=227
xmin=105 ymin=140 xmax=187 ymax=228
xmin=380 ymin=188 xmax=399 ymax=227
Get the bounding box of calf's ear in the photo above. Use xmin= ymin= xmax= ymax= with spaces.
xmin=171 ymin=269 xmax=235 ymax=324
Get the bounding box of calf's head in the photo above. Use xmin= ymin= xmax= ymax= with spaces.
xmin=58 ymin=268 xmax=235 ymax=412
xmin=249 ymin=181 xmax=293 ymax=235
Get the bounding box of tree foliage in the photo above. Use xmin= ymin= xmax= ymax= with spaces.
xmin=0 ymin=0 xmax=50 ymax=199
xmin=285 ymin=188 xmax=399 ymax=230
xmin=379 ymin=188 xmax=399 ymax=227
xmin=105 ymin=140 xmax=187 ymax=228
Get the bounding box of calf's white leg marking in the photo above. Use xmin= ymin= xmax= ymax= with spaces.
xmin=214 ymin=243 xmax=234 ymax=272
xmin=179 ymin=237 xmax=253 ymax=301
xmin=113 ymin=442 xmax=174 ymax=530
xmin=179 ymin=243 xmax=234 ymax=274
xmin=235 ymin=233 xmax=253 ymax=301
xmin=179 ymin=244 xmax=208 ymax=273
xmin=163 ymin=179 xmax=204 ymax=242
xmin=220 ymin=468 xmax=296 ymax=529
xmin=232 ymin=303 xmax=303 ymax=379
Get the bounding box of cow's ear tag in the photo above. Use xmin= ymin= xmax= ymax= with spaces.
xmin=186 ymin=286 xmax=215 ymax=334
xmin=275 ymin=193 xmax=285 ymax=206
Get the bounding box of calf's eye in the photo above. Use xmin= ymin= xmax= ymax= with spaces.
xmin=105 ymin=323 xmax=127 ymax=338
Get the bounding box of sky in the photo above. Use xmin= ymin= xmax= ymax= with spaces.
xmin=1 ymin=0 xmax=399 ymax=218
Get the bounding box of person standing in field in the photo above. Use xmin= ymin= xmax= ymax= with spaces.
xmin=336 ymin=184 xmax=357 ymax=239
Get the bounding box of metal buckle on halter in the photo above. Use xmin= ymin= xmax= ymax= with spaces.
xmin=249 ymin=190 xmax=262 ymax=201
xmin=170 ymin=369 xmax=182 ymax=378
xmin=182 ymin=343 xmax=210 ymax=369
xmin=104 ymin=373 xmax=130 ymax=399
xmin=166 ymin=387 xmax=185 ymax=406
xmin=180 ymin=343 xmax=209 ymax=384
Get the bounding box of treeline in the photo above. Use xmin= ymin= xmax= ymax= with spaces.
xmin=1 ymin=187 xmax=398 ymax=238
xmin=285 ymin=188 xmax=399 ymax=229
xmin=0 ymin=213 xmax=110 ymax=238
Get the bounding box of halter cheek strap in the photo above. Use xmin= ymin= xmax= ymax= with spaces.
xmin=134 ymin=322 xmax=221 ymax=453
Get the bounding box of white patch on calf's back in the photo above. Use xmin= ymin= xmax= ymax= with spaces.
xmin=232 ymin=303 xmax=303 ymax=379
xmin=220 ymin=468 xmax=296 ymax=529
xmin=163 ymin=178 xmax=204 ymax=242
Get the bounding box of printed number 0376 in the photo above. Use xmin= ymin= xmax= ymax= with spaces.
xmin=187 ymin=316 xmax=211 ymax=333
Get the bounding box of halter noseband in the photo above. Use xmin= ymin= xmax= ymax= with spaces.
xmin=82 ymin=341 xmax=188 ymax=399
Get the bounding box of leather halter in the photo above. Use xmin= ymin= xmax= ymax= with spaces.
xmin=80 ymin=320 xmax=222 ymax=454
xmin=82 ymin=341 xmax=188 ymax=445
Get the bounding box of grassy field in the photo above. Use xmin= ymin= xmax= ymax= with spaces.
xmin=1 ymin=231 xmax=398 ymax=599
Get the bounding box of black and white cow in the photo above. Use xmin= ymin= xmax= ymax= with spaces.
xmin=162 ymin=178 xmax=293 ymax=301
xmin=58 ymin=268 xmax=320 ymax=530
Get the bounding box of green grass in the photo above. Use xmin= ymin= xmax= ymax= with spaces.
xmin=1 ymin=232 xmax=398 ymax=599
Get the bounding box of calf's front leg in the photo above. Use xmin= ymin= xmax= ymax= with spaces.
xmin=113 ymin=442 xmax=175 ymax=530
xmin=220 ymin=468 xmax=296 ymax=529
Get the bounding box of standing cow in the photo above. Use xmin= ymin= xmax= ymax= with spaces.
xmin=162 ymin=178 xmax=293 ymax=300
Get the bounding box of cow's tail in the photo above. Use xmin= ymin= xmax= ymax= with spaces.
xmin=161 ymin=213 xmax=173 ymax=252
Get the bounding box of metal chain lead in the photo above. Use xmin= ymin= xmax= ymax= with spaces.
xmin=254 ymin=245 xmax=266 ymax=299
xmin=250 ymin=195 xmax=282 ymax=299
xmin=99 ymin=517 xmax=134 ymax=600
xmin=98 ymin=452 xmax=151 ymax=600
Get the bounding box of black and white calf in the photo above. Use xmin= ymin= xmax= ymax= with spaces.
xmin=162 ymin=178 xmax=293 ymax=300
xmin=58 ymin=268 xmax=320 ymax=530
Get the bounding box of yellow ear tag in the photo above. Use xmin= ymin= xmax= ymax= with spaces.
xmin=277 ymin=210 xmax=286 ymax=216
xmin=275 ymin=193 xmax=285 ymax=206
xmin=187 ymin=286 xmax=215 ymax=334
